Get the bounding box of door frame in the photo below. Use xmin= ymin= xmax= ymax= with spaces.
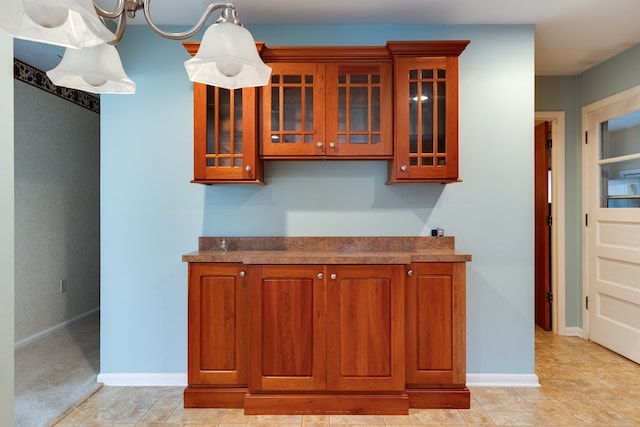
xmin=580 ymin=84 xmax=640 ymax=340
xmin=535 ymin=111 xmax=566 ymax=334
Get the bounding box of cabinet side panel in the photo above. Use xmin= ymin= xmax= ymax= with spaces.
xmin=444 ymin=56 xmax=459 ymax=178
xmin=452 ymin=263 xmax=467 ymax=385
xmin=193 ymin=83 xmax=207 ymax=179
xmin=417 ymin=275 xmax=453 ymax=370
xmin=261 ymin=278 xmax=314 ymax=376
xmin=200 ymin=276 xmax=237 ymax=370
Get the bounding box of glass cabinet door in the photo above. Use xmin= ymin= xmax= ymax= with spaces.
xmin=325 ymin=63 xmax=393 ymax=157
xmin=193 ymin=83 xmax=261 ymax=183
xmin=261 ymin=62 xmax=392 ymax=158
xmin=392 ymin=57 xmax=459 ymax=182
xmin=261 ymin=63 xmax=325 ymax=157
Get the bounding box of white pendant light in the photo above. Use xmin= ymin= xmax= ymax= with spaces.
xmin=3 ymin=1 xmax=271 ymax=93
xmin=0 ymin=0 xmax=115 ymax=49
xmin=47 ymin=43 xmax=135 ymax=94
xmin=184 ymin=21 xmax=271 ymax=90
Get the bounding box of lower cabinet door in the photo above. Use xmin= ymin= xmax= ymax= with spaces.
xmin=248 ymin=265 xmax=327 ymax=391
xmin=405 ymin=262 xmax=466 ymax=386
xmin=248 ymin=264 xmax=404 ymax=393
xmin=326 ymin=265 xmax=405 ymax=391
xmin=188 ymin=263 xmax=248 ymax=386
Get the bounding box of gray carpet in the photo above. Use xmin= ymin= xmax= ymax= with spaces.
xmin=14 ymin=311 xmax=102 ymax=427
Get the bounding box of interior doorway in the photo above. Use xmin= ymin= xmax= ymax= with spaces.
xmin=535 ymin=121 xmax=551 ymax=330
xmin=534 ymin=112 xmax=566 ymax=334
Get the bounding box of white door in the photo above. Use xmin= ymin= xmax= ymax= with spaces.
xmin=584 ymin=86 xmax=640 ymax=364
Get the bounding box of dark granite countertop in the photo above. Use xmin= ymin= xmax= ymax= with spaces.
xmin=182 ymin=236 xmax=471 ymax=264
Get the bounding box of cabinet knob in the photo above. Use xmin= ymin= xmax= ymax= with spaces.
xmin=317 ymin=273 xmax=323 ymax=279
xmin=401 ymin=165 xmax=408 ymax=172
xmin=316 ymin=141 xmax=324 ymax=148
xmin=239 ymin=270 xmax=246 ymax=277
xmin=329 ymin=142 xmax=336 ymax=148
xmin=245 ymin=165 xmax=252 ymax=172
xmin=330 ymin=273 xmax=337 ymax=280
xmin=407 ymin=269 xmax=413 ymax=277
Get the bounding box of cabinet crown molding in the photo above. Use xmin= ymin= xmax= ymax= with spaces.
xmin=183 ymin=40 xmax=470 ymax=61
xmin=386 ymin=40 xmax=470 ymax=57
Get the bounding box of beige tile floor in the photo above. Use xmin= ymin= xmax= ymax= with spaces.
xmin=55 ymin=328 xmax=640 ymax=426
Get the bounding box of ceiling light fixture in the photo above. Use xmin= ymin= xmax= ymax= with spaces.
xmin=0 ymin=0 xmax=272 ymax=94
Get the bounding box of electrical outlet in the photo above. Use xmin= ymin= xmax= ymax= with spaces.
xmin=59 ymin=279 xmax=67 ymax=293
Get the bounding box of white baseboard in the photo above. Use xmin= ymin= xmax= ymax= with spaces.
xmin=466 ymin=373 xmax=540 ymax=388
xmin=97 ymin=373 xmax=187 ymax=387
xmin=98 ymin=373 xmax=537 ymax=389
xmin=560 ymin=327 xmax=584 ymax=337
xmin=14 ymin=308 xmax=100 ymax=350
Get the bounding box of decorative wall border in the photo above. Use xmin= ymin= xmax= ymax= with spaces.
xmin=13 ymin=59 xmax=100 ymax=114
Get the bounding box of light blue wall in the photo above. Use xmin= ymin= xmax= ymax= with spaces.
xmin=0 ymin=31 xmax=15 ymax=427
xmin=101 ymin=25 xmax=535 ymax=376
xmin=578 ymin=43 xmax=640 ymax=106
xmin=535 ymin=76 xmax=582 ymax=327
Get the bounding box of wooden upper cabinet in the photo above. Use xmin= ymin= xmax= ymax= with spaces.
xmin=192 ymin=83 xmax=263 ymax=184
xmin=185 ymin=41 xmax=468 ymax=183
xmin=184 ymin=42 xmax=263 ymax=184
xmin=260 ymin=46 xmax=393 ymax=159
xmin=388 ymin=41 xmax=469 ymax=183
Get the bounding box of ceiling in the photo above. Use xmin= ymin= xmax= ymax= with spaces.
xmin=13 ymin=0 xmax=640 ymax=76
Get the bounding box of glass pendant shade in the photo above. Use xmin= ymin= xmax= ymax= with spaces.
xmin=0 ymin=0 xmax=23 ymax=34
xmin=184 ymin=22 xmax=271 ymax=90
xmin=0 ymin=0 xmax=115 ymax=49
xmin=47 ymin=43 xmax=135 ymax=94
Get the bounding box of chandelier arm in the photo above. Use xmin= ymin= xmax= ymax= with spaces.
xmin=142 ymin=0 xmax=233 ymax=41
xmin=93 ymin=0 xmax=126 ymax=20
xmin=107 ymin=12 xmax=127 ymax=45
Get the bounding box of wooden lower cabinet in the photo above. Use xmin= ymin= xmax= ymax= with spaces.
xmin=325 ymin=265 xmax=405 ymax=392
xmin=184 ymin=263 xmax=248 ymax=408
xmin=405 ymin=262 xmax=469 ymax=408
xmin=247 ymin=265 xmax=327 ymax=392
xmin=245 ymin=264 xmax=407 ymax=414
xmin=185 ymin=261 xmax=468 ymax=413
